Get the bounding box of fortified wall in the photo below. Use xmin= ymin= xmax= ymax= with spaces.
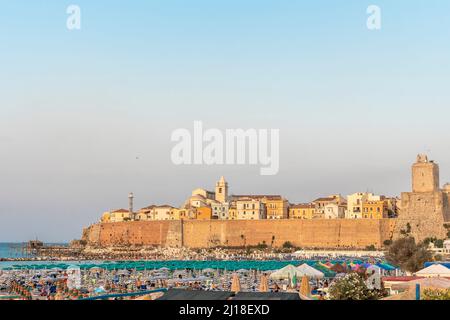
xmin=83 ymin=219 xmax=396 ymax=249
xmin=82 ymin=155 xmax=450 ymax=250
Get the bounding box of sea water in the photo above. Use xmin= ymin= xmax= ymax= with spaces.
xmin=0 ymin=243 xmax=29 ymax=259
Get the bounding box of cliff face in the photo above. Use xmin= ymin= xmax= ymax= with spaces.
xmin=82 ymin=219 xmax=396 ymax=249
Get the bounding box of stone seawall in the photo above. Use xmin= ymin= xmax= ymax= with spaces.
xmin=83 ymin=219 xmax=397 ymax=249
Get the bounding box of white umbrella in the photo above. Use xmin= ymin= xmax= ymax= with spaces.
xmin=50 ymin=267 xmax=63 ymax=272
xmin=117 ymin=269 xmax=130 ymax=276
xmin=236 ymin=269 xmax=249 ymax=273
xmin=269 ymin=265 xmax=301 ymax=280
xmin=415 ymin=264 xmax=450 ymax=278
xmin=296 ymin=264 xmax=325 ymax=279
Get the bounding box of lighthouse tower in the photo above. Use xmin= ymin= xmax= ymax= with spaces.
xmin=128 ymin=192 xmax=135 ymax=220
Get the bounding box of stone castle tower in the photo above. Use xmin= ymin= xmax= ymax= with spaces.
xmin=412 ymin=154 xmax=440 ymax=193
xmin=215 ymin=176 xmax=228 ymax=203
xmin=394 ymin=155 xmax=450 ymax=241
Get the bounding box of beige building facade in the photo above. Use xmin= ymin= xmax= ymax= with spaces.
xmin=236 ymin=198 xmax=267 ymax=220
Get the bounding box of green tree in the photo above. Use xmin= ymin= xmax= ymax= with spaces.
xmin=256 ymin=242 xmax=268 ymax=249
xmin=282 ymin=241 xmax=294 ymax=249
xmin=385 ymin=237 xmax=432 ymax=273
xmin=434 ymin=239 xmax=444 ymax=248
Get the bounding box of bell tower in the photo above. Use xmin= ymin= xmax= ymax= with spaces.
xmin=215 ymin=176 xmax=228 ymax=203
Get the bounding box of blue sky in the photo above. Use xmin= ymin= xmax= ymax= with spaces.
xmin=1 ymin=1 xmax=450 ymax=241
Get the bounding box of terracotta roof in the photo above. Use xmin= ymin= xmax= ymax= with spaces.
xmin=154 ymin=205 xmax=174 ymax=209
xmin=112 ymin=209 xmax=129 ymax=213
xmin=290 ymin=203 xmax=314 ymax=209
xmin=233 ymin=195 xmax=283 ymax=200
xmin=141 ymin=205 xmax=156 ymax=210
xmin=235 ymin=197 xmax=260 ymax=202
xmin=312 ymin=197 xmax=337 ymax=203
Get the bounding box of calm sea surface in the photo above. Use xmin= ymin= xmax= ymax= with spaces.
xmin=0 ymin=242 xmax=68 ymax=259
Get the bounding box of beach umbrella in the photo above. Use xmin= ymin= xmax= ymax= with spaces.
xmin=291 ymin=274 xmax=298 ymax=288
xmin=259 ymin=275 xmax=269 ymax=292
xmin=269 ymin=265 xmax=300 ymax=280
xmin=117 ymin=269 xmax=130 ymax=276
xmin=94 ymin=286 xmax=106 ymax=294
xmin=330 ymin=263 xmax=346 ymax=274
xmin=297 ymin=264 xmax=325 ymax=279
xmin=300 ymin=275 xmax=311 ymax=298
xmin=50 ymin=267 xmax=63 ymax=272
xmin=90 ymin=267 xmax=103 ymax=272
xmin=231 ymin=273 xmax=241 ymax=293
xmin=202 ymin=268 xmax=215 ymax=274
xmin=236 ymin=269 xmax=249 ymax=273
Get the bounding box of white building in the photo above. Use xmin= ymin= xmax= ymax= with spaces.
xmin=187 ymin=194 xmax=209 ymax=208
xmin=211 ymin=201 xmax=229 ymax=220
xmin=346 ymin=193 xmax=381 ymax=219
xmin=324 ymin=203 xmax=346 ymax=219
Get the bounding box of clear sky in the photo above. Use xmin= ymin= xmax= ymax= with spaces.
xmin=1 ymin=1 xmax=450 ymax=241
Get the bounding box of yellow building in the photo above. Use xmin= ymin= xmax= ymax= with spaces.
xmin=170 ymin=207 xmax=198 ymax=220
xmin=169 ymin=208 xmax=182 ymax=220
xmin=346 ymin=193 xmax=382 ymax=219
xmin=233 ymin=195 xmax=287 ymax=219
xmin=101 ymin=211 xmax=111 ymax=223
xmin=228 ymin=204 xmax=238 ymax=220
xmin=109 ymin=209 xmax=131 ymax=222
xmin=196 ymin=207 xmax=213 ymax=220
xmin=362 ymin=200 xmax=388 ymax=219
xmin=289 ymin=204 xmax=315 ymax=219
xmin=264 ymin=196 xmax=289 ymax=219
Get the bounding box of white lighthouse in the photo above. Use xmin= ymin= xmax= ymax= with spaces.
xmin=128 ymin=192 xmax=134 ymax=220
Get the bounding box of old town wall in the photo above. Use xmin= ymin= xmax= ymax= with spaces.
xmin=84 ymin=219 xmax=396 ymax=249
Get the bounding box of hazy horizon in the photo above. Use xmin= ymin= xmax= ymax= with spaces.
xmin=1 ymin=1 xmax=450 ymax=242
